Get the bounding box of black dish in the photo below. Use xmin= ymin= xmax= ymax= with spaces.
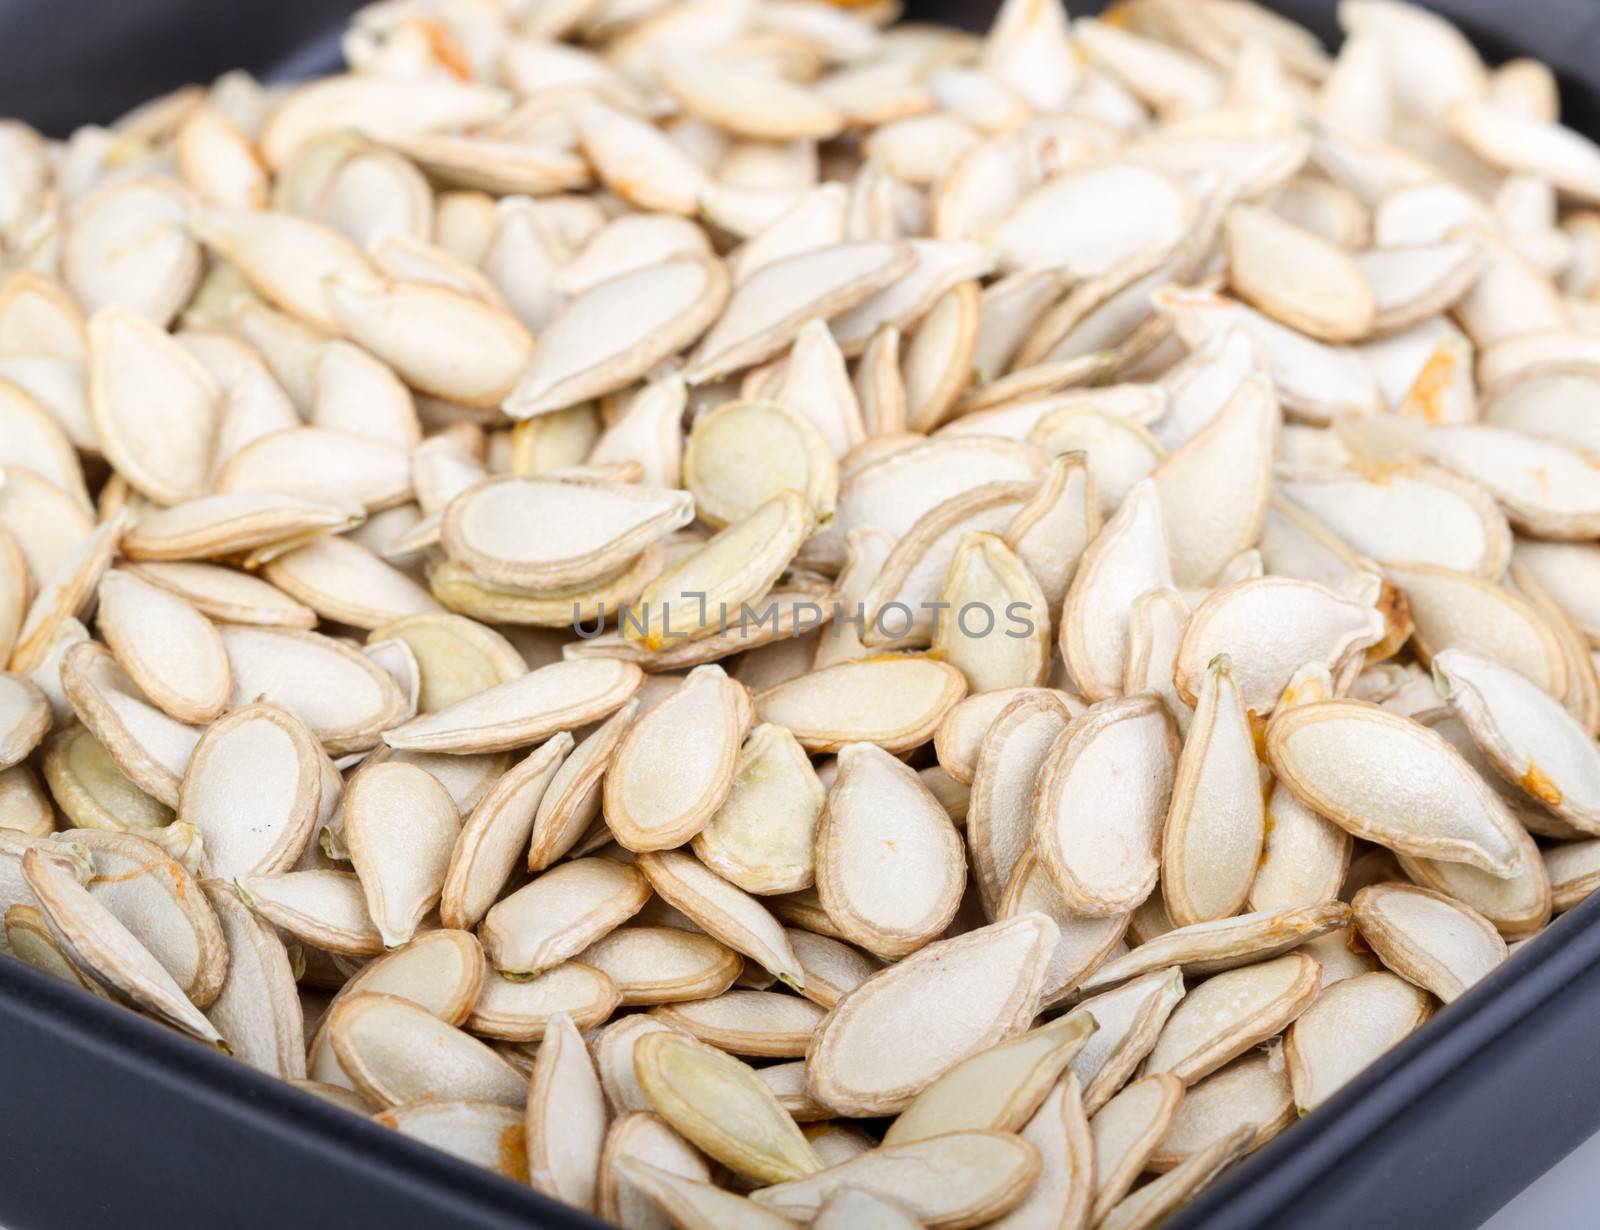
xmin=1 ymin=3 xmax=1598 ymax=1228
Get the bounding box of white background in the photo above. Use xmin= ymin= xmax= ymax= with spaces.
xmin=1481 ymin=1133 xmax=1600 ymax=1227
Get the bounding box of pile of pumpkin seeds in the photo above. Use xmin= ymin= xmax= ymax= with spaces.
xmin=3 ymin=0 xmax=1600 ymax=1223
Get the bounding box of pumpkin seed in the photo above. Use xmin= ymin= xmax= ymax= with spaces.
xmin=934 ymin=533 xmax=1051 ymax=695
xmin=1149 ymin=1049 xmax=1293 ymax=1171
xmin=237 ymin=869 xmax=384 ymax=956
xmin=439 ymin=735 xmax=571 ymax=929
xmin=328 ymin=991 xmax=527 ymax=1109
xmin=885 ymin=1013 xmax=1096 ymax=1147
xmin=481 ymin=856 xmax=649 ymax=978
xmin=652 ymin=989 xmax=826 ymax=1058
xmin=376 ymin=1100 xmax=529 ymax=1184
xmin=178 ymin=703 xmax=321 ymax=881
xmin=305 ymin=927 xmax=484 ymax=1085
xmin=70 ymin=827 xmax=227 ymax=1006
xmin=813 ymin=1188 xmax=923 ymax=1230
xmin=23 ymin=847 xmax=224 ymax=1046
xmin=786 ymin=929 xmax=879 ymax=1011
xmin=1174 ymin=577 xmax=1384 ymax=715
xmin=528 ymin=701 xmax=637 ymax=872
xmin=469 ymin=960 xmax=618 ymax=1042
xmin=65 ymin=179 xmax=200 ymax=328
xmin=123 ymin=561 xmax=315 ymax=630
xmin=1224 ymin=205 xmax=1375 ymax=342
xmin=1089 ymin=1074 xmax=1185 ymax=1222
xmin=60 ymin=641 xmax=200 ymax=808
xmin=220 ymin=626 xmax=408 ymax=756
xmin=442 ymin=475 xmax=692 ymax=592
xmin=1351 ymin=881 xmax=1507 ymax=1003
xmin=860 ymin=481 xmax=1036 ymax=648
xmin=368 ymin=613 xmax=526 ymax=716
xmin=807 ymin=914 xmax=1056 ymax=1116
xmin=525 ymin=1010 xmax=608 ymax=1211
xmin=636 ymin=849 xmax=804 ymax=989
xmin=634 ymin=1029 xmax=822 ymax=1184
xmin=201 ymin=880 xmax=304 ymax=1079
xmin=1434 ymin=649 xmax=1600 ymax=832
xmin=96 ymin=569 xmax=232 ymax=725
xmin=1265 ymin=700 xmax=1526 ymax=876
xmin=342 ymin=762 xmax=460 ymax=948
xmin=815 ymin=742 xmax=964 ymax=959
xmin=1059 ymin=480 xmax=1174 ymax=702
xmin=42 ymin=725 xmax=174 ymax=835
xmin=692 ymin=723 xmax=825 ymax=895
xmin=0 ymin=762 xmax=52 ymax=838
xmin=1161 ymin=655 xmax=1266 ymax=926
xmin=935 ymin=686 xmax=1074 ymax=787
xmin=4 ymin=902 xmax=109 ymax=997
xmin=384 ymin=658 xmax=642 ymax=754
xmin=1078 ymin=902 xmax=1351 ymax=993
xmin=756 ymin=656 xmax=967 ymax=754
xmin=579 ymin=926 xmax=739 ymax=1008
xmin=968 ymin=693 xmax=1074 ymax=916
xmin=0 ymin=672 xmax=49 ymax=770
xmin=1097 ymin=1126 xmax=1253 ymax=1230
xmin=121 ymin=493 xmax=364 ymax=563
xmin=1033 ymin=694 xmax=1180 ymax=917
xmin=751 ymin=1131 xmax=1041 ymax=1229
xmin=1143 ymin=953 xmax=1321 ymax=1085
xmin=508 ymin=256 xmax=730 ymax=417
xmin=617 ymin=1158 xmax=799 ymax=1230
xmin=598 ymin=1112 xmax=710 ymax=1230
xmin=1284 ymin=969 xmax=1432 ymax=1113
xmin=88 ymin=308 xmax=218 ymax=506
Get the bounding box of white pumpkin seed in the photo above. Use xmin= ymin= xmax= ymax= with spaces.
xmin=1161 ymin=655 xmax=1266 ymax=926
xmin=1143 ymin=953 xmax=1321 ymax=1084
xmin=751 ymin=1131 xmax=1041 ymax=1229
xmin=968 ymin=692 xmax=1074 ymax=916
xmin=509 ymin=256 xmax=730 ymax=417
xmin=637 ymin=849 xmax=804 ymax=989
xmin=201 ymin=880 xmax=305 ymax=1079
xmin=634 ymin=1029 xmax=822 ymax=1185
xmin=60 ymin=641 xmax=200 ymax=808
xmin=375 ymin=1100 xmax=528 ymax=1184
xmin=1089 ymin=1074 xmax=1185 ymax=1222
xmin=885 ymin=1013 xmax=1096 ymax=1147
xmin=1266 ymin=700 xmax=1525 ymax=876
xmin=238 ymin=869 xmax=383 ymax=956
xmin=1079 ymin=902 xmax=1352 ymax=993
xmin=528 ymin=701 xmax=637 ymax=872
xmin=1352 ymin=881 xmax=1507 ymax=1002
xmin=756 ymin=657 xmax=967 ymax=754
xmin=1175 ymin=577 xmax=1384 ymax=715
xmin=1435 ymin=648 xmax=1600 ymax=831
xmin=806 ymin=914 xmax=1056 ymax=1116
xmin=1059 ymin=480 xmax=1174 ymax=702
xmin=617 ymin=1157 xmax=798 ymax=1230
xmin=328 ymin=991 xmax=527 ymax=1108
xmin=1284 ymin=969 xmax=1431 ymax=1112
xmin=178 ymin=703 xmax=321 ymax=881
xmin=692 ymin=723 xmax=824 ymax=895
xmin=342 ymin=762 xmax=460 ymax=948
xmin=440 ymin=735 xmax=572 ymax=930
xmin=384 ymin=658 xmax=642 ymax=754
xmin=1149 ymin=1049 xmax=1293 ymax=1171
xmin=1033 ymin=695 xmax=1180 ymax=917
xmin=443 ymin=475 xmax=692 ymax=591
xmin=481 ymin=856 xmax=649 ymax=978
xmin=815 ymin=742 xmax=963 ymax=959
